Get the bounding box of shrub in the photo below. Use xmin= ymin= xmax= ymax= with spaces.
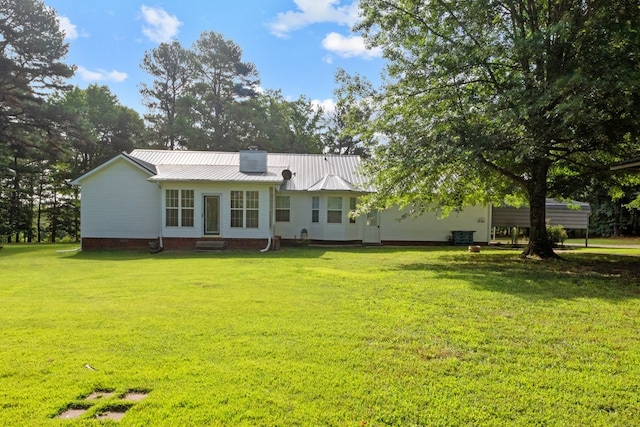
xmin=546 ymin=222 xmax=568 ymax=246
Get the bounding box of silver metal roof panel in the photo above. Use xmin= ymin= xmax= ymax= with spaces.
xmin=129 ymin=150 xmax=373 ymax=191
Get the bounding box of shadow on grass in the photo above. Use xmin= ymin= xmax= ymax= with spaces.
xmin=0 ymin=243 xmax=79 ymax=257
xmin=63 ymin=246 xmax=332 ymax=261
xmin=396 ymin=251 xmax=640 ymax=302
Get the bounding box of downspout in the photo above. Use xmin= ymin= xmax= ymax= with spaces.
xmin=260 ymin=186 xmax=275 ymax=252
xmin=156 ymin=183 xmax=164 ymax=252
xmin=260 ymin=230 xmax=272 ymax=253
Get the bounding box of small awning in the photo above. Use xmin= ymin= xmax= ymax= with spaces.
xmin=307 ymin=174 xmax=357 ymax=192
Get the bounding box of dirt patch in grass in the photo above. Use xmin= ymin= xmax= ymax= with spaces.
xmin=123 ymin=391 xmax=149 ymax=401
xmin=57 ymin=408 xmax=88 ymax=419
xmin=96 ymin=410 xmax=127 ymax=421
xmin=86 ymin=390 xmax=115 ymax=400
xmin=95 ymin=403 xmax=133 ymax=421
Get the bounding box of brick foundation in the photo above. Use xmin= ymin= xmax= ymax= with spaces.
xmin=81 ymin=236 xmax=281 ymax=251
xmin=81 ymin=238 xmax=154 ymax=251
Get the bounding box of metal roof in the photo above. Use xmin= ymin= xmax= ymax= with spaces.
xmin=492 ymin=199 xmax=591 ymax=229
xmin=149 ymin=165 xmax=285 ymax=183
xmin=129 ymin=149 xmax=372 ymax=191
xmin=307 ymin=174 xmax=358 ymax=192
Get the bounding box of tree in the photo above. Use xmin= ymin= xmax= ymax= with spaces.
xmin=56 ymin=85 xmax=145 ymax=173
xmin=0 ymin=0 xmax=73 ymax=242
xmin=354 ymin=0 xmax=640 ymax=258
xmin=184 ymin=31 xmax=260 ymax=151
xmin=248 ymin=90 xmax=324 ymax=153
xmin=323 ymin=69 xmax=376 ymax=156
xmin=140 ymin=40 xmax=197 ymax=150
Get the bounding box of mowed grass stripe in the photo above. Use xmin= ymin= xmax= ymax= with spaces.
xmin=1 ymin=244 xmax=639 ymax=426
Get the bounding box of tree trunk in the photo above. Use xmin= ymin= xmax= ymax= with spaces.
xmin=521 ymin=161 xmax=559 ymax=259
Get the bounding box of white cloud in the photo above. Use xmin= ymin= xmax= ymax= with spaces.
xmin=268 ymin=0 xmax=359 ymax=38
xmin=312 ymin=98 xmax=336 ymax=115
xmin=321 ymin=32 xmax=382 ymax=59
xmin=140 ymin=5 xmax=182 ymax=43
xmin=57 ymin=16 xmax=78 ymax=40
xmin=77 ymin=66 xmax=128 ymax=83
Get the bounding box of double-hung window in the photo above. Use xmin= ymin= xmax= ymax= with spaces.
xmin=231 ymin=190 xmax=259 ymax=228
xmin=165 ymin=189 xmax=194 ymax=227
xmin=327 ymin=197 xmax=343 ymax=224
xmin=311 ymin=197 xmax=319 ymax=223
xmin=349 ymin=197 xmax=357 ymax=224
xmin=275 ymin=195 xmax=290 ymax=222
xmin=245 ymin=191 xmax=259 ymax=228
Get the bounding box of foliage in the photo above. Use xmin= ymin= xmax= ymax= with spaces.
xmin=140 ymin=40 xmax=197 ymax=150
xmin=139 ymin=32 xmax=328 ymax=154
xmin=352 ymin=0 xmax=640 ymax=258
xmin=0 ymin=0 xmax=74 ymax=242
xmin=1 ymin=245 xmax=639 ymax=425
xmin=546 ymin=222 xmax=568 ymax=246
xmin=322 ymin=69 xmax=377 ymax=156
xmin=54 ymin=84 xmax=145 ymax=173
xmin=249 ymin=90 xmax=324 ymax=153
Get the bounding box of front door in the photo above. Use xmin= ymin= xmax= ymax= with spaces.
xmin=204 ymin=196 xmax=220 ymax=235
xmin=363 ymin=210 xmax=381 ymax=244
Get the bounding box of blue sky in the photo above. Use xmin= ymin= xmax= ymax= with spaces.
xmin=45 ymin=0 xmax=385 ymax=114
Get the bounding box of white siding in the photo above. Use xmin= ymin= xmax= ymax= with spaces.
xmin=79 ymin=158 xmax=161 ymax=238
xmin=380 ymin=205 xmax=491 ymax=243
xmin=160 ymin=182 xmax=274 ymax=239
xmin=274 ymin=192 xmax=364 ymax=241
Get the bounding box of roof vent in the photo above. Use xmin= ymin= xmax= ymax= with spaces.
xmin=239 ymin=150 xmax=267 ymax=173
xmin=282 ymin=169 xmax=292 ymax=180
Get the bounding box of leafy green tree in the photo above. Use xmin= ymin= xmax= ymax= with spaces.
xmin=248 ymin=90 xmax=324 ymax=153
xmin=354 ymin=0 xmax=640 ymax=258
xmin=0 ymin=0 xmax=73 ymax=241
xmin=140 ymin=40 xmax=197 ymax=150
xmin=585 ymin=172 xmax=640 ymax=236
xmin=56 ymin=85 xmax=145 ymax=173
xmin=184 ymin=31 xmax=260 ymax=151
xmin=323 ymin=69 xmax=375 ymax=156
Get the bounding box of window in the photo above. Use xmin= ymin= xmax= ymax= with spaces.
xmin=311 ymin=197 xmax=319 ymax=223
xmin=327 ymin=197 xmax=342 ymax=224
xmin=166 ymin=189 xmax=194 ymax=227
xmin=246 ymin=191 xmax=259 ymax=228
xmin=276 ymin=195 xmax=290 ymax=222
xmin=181 ymin=190 xmax=194 ymax=227
xmin=166 ymin=190 xmax=178 ymax=227
xmin=231 ymin=190 xmax=244 ymax=228
xmin=231 ymin=190 xmax=259 ymax=228
xmin=349 ymin=197 xmax=357 ymax=224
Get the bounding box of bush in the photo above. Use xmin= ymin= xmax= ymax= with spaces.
xmin=547 ymin=222 xmax=568 ymax=246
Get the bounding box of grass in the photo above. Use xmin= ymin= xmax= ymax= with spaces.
xmin=1 ymin=244 xmax=640 ymax=426
xmin=565 ymin=237 xmax=640 ymax=246
xmin=494 ymin=236 xmax=640 ymax=246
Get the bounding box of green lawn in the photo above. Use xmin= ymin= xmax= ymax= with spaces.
xmin=1 ymin=244 xmax=639 ymax=426
xmin=566 ymin=237 xmax=640 ymax=246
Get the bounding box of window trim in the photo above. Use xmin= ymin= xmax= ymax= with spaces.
xmin=165 ymin=189 xmax=194 ymax=228
xmin=231 ymin=190 xmax=260 ymax=229
xmin=311 ymin=196 xmax=319 ymax=223
xmin=349 ymin=197 xmax=357 ymax=224
xmin=275 ymin=195 xmax=291 ymax=222
xmin=327 ymin=196 xmax=343 ymax=224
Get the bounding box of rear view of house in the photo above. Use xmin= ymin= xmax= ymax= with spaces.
xmin=71 ymin=149 xmax=492 ymax=250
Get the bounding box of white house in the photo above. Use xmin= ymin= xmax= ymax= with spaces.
xmin=71 ymin=149 xmax=492 ymax=250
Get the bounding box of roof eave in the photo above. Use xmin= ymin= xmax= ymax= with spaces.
xmin=70 ymin=153 xmax=155 ymax=186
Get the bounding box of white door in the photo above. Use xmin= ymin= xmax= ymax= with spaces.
xmin=363 ymin=210 xmax=381 ymax=244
